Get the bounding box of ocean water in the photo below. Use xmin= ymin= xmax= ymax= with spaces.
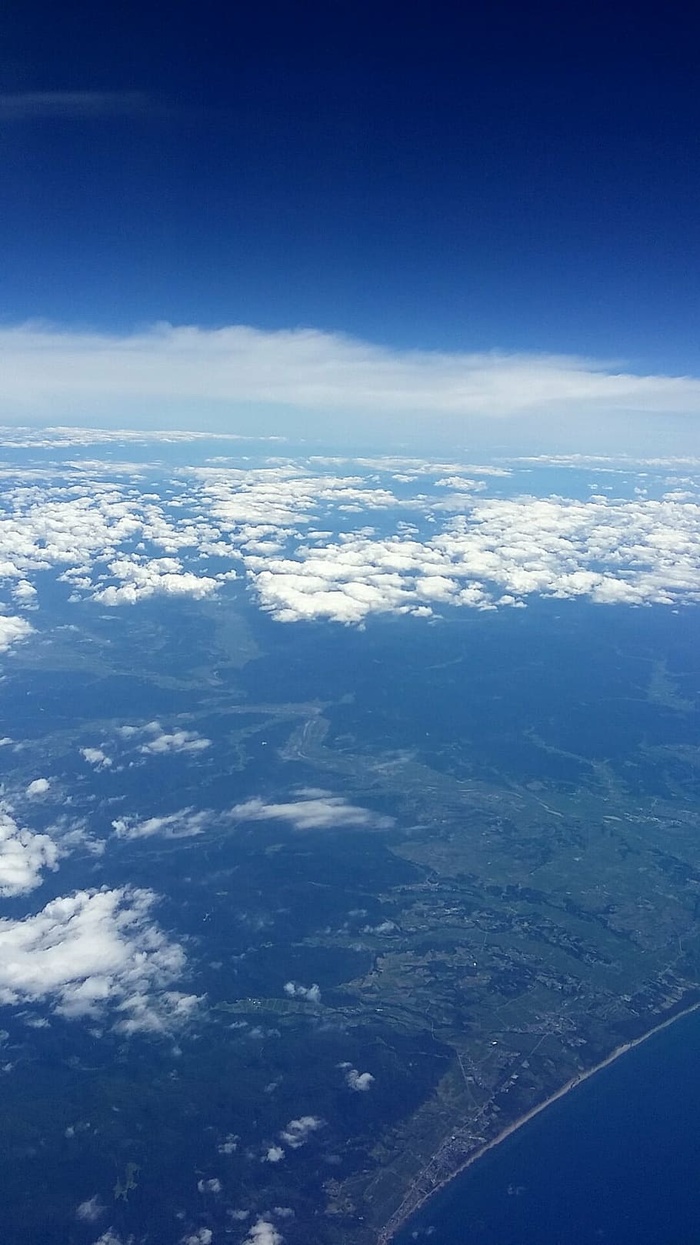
xmin=396 ymin=1008 xmax=700 ymax=1245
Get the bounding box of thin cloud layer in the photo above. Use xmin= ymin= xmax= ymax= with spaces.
xmin=3 ymin=324 xmax=700 ymax=437
xmin=0 ymin=886 xmax=194 ymax=1032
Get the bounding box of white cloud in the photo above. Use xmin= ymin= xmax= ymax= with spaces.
xmin=80 ymin=747 xmax=112 ymax=769
xmin=342 ymin=1066 xmax=375 ymax=1092
xmin=0 ymin=886 xmax=193 ymax=1032
xmin=4 ymin=325 xmax=700 ymax=451
xmin=231 ymin=793 xmax=393 ymax=832
xmin=197 ymin=1178 xmax=221 ymax=1194
xmin=138 ymin=723 xmax=211 ymax=755
xmin=92 ymin=556 xmax=219 ymax=605
xmin=12 ymin=579 xmax=37 ymax=603
xmin=0 ymin=806 xmax=60 ymax=896
xmin=283 ymin=981 xmax=322 ymax=1003
xmin=279 ymin=1115 xmax=324 ymax=1149
xmin=0 ymin=614 xmax=33 ymax=652
xmin=76 ymin=1195 xmax=104 ymax=1223
xmin=245 ymin=494 xmax=700 ymax=622
xmin=26 ymin=778 xmax=50 ymax=797
xmin=0 ymin=451 xmax=699 ymax=634
xmin=112 ymin=808 xmax=212 ymax=840
xmin=243 ymin=1219 xmax=283 ymax=1245
xmin=182 ymin=1230 xmax=213 ymax=1245
xmin=0 ymin=474 xmax=229 ymax=608
xmin=263 ymin=1146 xmax=285 ymax=1163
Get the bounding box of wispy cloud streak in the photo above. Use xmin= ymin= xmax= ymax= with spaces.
xmin=0 ymin=91 xmax=153 ymax=120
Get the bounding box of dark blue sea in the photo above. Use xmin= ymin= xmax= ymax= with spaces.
xmin=396 ymin=1008 xmax=700 ymax=1245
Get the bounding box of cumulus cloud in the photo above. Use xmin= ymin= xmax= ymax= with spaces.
xmin=263 ymin=1146 xmax=285 ymax=1163
xmin=231 ymin=792 xmax=393 ymax=832
xmin=4 ymin=324 xmax=700 ymax=450
xmin=340 ymin=1065 xmax=375 ymax=1092
xmin=0 ymin=450 xmax=699 ymax=634
xmin=112 ymin=808 xmax=212 ymax=840
xmin=245 ymin=495 xmax=700 ymax=622
xmin=0 ymin=806 xmax=60 ymax=896
xmin=279 ymin=1116 xmax=324 ymax=1149
xmin=80 ymin=747 xmax=112 ymax=769
xmin=0 ymin=886 xmax=194 ymax=1032
xmin=197 ymin=1177 xmax=221 ymax=1194
xmin=136 ymin=722 xmax=211 ymax=755
xmin=12 ymin=578 xmax=37 ymax=603
xmin=92 ymin=556 xmax=219 ymax=605
xmin=243 ymin=1219 xmax=283 ymax=1245
xmin=0 ymin=473 xmax=232 ymax=609
xmin=283 ymin=981 xmax=322 ymax=1003
xmin=182 ymin=1230 xmax=213 ymax=1245
xmin=0 ymin=614 xmax=33 ymax=652
xmin=26 ymin=778 xmax=50 ymax=797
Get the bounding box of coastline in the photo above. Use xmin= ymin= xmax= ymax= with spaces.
xmin=378 ymin=999 xmax=700 ymax=1244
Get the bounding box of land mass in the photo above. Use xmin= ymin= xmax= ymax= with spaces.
xmin=376 ymin=998 xmax=700 ymax=1242
xmin=282 ymin=710 xmax=700 ymax=1244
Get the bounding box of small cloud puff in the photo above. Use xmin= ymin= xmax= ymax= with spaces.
xmin=344 ymin=1067 xmax=375 ymax=1092
xmin=279 ymin=1116 xmax=324 ymax=1149
xmin=243 ymin=1218 xmax=283 ymax=1245
xmin=263 ymin=1146 xmax=285 ymax=1163
xmin=197 ymin=1178 xmax=221 ymax=1194
xmin=26 ymin=778 xmax=50 ymax=797
xmin=283 ymin=981 xmax=321 ymax=1004
xmin=80 ymin=747 xmax=112 ymax=769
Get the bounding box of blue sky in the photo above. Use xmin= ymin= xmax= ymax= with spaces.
xmin=2 ymin=0 xmax=700 ymax=448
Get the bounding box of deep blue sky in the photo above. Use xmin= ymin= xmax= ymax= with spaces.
xmin=2 ymin=0 xmax=700 ymax=370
